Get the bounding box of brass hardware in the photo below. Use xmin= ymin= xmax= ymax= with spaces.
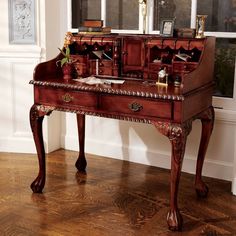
xmin=195 ymin=15 xmax=207 ymax=38
xmin=63 ymin=32 xmax=73 ymax=48
xmin=62 ymin=93 xmax=73 ymax=103
xmin=156 ymin=67 xmax=168 ymax=86
xmin=128 ymin=102 xmax=143 ymax=112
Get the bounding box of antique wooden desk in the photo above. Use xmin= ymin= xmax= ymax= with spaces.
xmin=29 ymin=33 xmax=215 ymax=231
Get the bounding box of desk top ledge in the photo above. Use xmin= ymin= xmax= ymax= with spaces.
xmin=30 ymin=79 xmax=185 ymax=101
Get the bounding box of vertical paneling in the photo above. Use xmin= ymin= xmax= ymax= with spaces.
xmin=0 ymin=55 xmax=40 ymax=153
xmin=12 ymin=61 xmax=36 ymax=136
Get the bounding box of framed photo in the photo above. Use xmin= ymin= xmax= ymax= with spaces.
xmin=160 ymin=19 xmax=175 ymax=37
xmin=8 ymin=0 xmax=36 ymax=44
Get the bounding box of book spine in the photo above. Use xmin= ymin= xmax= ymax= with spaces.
xmin=78 ymin=26 xmax=102 ymax=32
xmin=83 ymin=20 xmax=103 ymax=28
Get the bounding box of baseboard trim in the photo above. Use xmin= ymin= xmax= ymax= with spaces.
xmin=232 ymin=177 xmax=236 ymax=195
xmin=62 ymin=135 xmax=233 ymax=182
xmin=0 ymin=137 xmax=37 ymax=154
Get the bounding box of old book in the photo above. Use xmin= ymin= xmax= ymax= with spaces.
xmin=78 ymin=26 xmax=102 ymax=32
xmin=102 ymin=27 xmax=111 ymax=33
xmin=83 ymin=20 xmax=103 ymax=28
xmin=175 ymin=28 xmax=196 ymax=38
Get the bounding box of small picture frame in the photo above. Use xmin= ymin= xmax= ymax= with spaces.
xmin=160 ymin=19 xmax=175 ymax=37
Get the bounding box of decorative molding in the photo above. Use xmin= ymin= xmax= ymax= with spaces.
xmin=0 ymin=46 xmax=42 ymax=59
xmin=0 ymin=136 xmax=36 ymax=153
xmin=9 ymin=0 xmax=36 ymax=44
xmin=232 ymin=177 xmax=236 ymax=195
xmin=36 ymin=104 xmax=152 ymax=124
xmin=152 ymin=120 xmax=192 ymax=164
xmin=29 ymin=80 xmax=185 ymax=101
xmin=215 ymin=109 xmax=236 ymax=124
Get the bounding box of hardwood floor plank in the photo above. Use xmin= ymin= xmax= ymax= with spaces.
xmin=0 ymin=150 xmax=235 ymax=235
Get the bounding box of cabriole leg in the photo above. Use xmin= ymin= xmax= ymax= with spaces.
xmin=153 ymin=121 xmax=192 ymax=231
xmin=195 ymin=106 xmax=215 ymax=198
xmin=75 ymin=114 xmax=87 ymax=172
xmin=30 ymin=104 xmax=53 ymax=193
xmin=167 ymin=130 xmax=187 ymax=231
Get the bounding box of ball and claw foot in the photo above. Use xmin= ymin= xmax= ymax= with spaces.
xmin=75 ymin=155 xmax=87 ymax=173
xmin=195 ymin=181 xmax=209 ymax=198
xmin=30 ymin=176 xmax=45 ymax=193
xmin=167 ymin=209 xmax=183 ymax=231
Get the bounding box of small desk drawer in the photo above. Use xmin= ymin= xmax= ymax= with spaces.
xmin=100 ymin=95 xmax=172 ymax=119
xmin=74 ymin=63 xmax=87 ymax=76
xmin=70 ymin=55 xmax=87 ymax=63
xmin=99 ymin=60 xmax=113 ymax=67
xmin=98 ymin=67 xmax=113 ymax=75
xmin=173 ymin=62 xmax=198 ymax=73
xmin=37 ymin=88 xmax=97 ymax=109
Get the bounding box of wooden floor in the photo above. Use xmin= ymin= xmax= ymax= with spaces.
xmin=0 ymin=149 xmax=236 ymax=236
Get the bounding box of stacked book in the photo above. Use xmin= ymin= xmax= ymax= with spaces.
xmin=78 ymin=20 xmax=111 ymax=34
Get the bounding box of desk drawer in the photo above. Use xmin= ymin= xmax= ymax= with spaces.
xmin=100 ymin=95 xmax=172 ymax=119
xmin=37 ymin=88 xmax=97 ymax=109
xmin=173 ymin=62 xmax=198 ymax=73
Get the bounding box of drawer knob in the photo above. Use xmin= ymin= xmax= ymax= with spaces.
xmin=62 ymin=93 xmax=73 ymax=103
xmin=128 ymin=102 xmax=143 ymax=112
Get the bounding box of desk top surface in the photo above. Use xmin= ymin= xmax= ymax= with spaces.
xmin=30 ymin=76 xmax=188 ymax=101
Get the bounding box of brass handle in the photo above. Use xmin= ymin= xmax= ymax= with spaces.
xmin=128 ymin=102 xmax=143 ymax=112
xmin=62 ymin=93 xmax=73 ymax=103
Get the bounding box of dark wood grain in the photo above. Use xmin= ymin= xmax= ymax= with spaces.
xmin=153 ymin=120 xmax=192 ymax=230
xmin=30 ymin=34 xmax=216 ymax=231
xmin=75 ymin=114 xmax=87 ymax=172
xmin=195 ymin=106 xmax=215 ymax=197
xmin=0 ymin=150 xmax=236 ymax=235
xmin=29 ymin=104 xmax=54 ymax=193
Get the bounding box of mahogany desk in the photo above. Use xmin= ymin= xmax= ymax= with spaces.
xmin=29 ymin=34 xmax=215 ymax=231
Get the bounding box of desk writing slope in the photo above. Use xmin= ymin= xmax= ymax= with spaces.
xmin=29 ymin=33 xmax=215 ymax=231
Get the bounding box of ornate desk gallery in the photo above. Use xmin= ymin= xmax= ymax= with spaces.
xmin=29 ymin=33 xmax=215 ymax=231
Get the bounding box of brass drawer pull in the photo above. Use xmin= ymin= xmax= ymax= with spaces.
xmin=62 ymin=93 xmax=73 ymax=103
xmin=128 ymin=102 xmax=143 ymax=112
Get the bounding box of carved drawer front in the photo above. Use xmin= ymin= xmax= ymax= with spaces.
xmin=37 ymin=88 xmax=97 ymax=109
xmin=173 ymin=62 xmax=198 ymax=73
xmin=90 ymin=60 xmax=113 ymax=76
xmin=99 ymin=60 xmax=113 ymax=67
xmin=70 ymin=55 xmax=87 ymax=63
xmin=74 ymin=63 xmax=87 ymax=76
xmin=149 ymin=63 xmax=162 ymax=71
xmin=98 ymin=67 xmax=113 ymax=75
xmin=100 ymin=95 xmax=172 ymax=119
xmin=148 ymin=72 xmax=159 ymax=80
xmin=149 ymin=63 xmax=172 ymax=73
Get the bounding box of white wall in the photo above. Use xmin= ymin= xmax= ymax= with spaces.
xmin=61 ymin=110 xmax=236 ymax=183
xmin=0 ymin=0 xmax=64 ymax=153
xmin=0 ymin=1 xmax=40 ymax=153
xmin=0 ymin=0 xmax=236 ymax=194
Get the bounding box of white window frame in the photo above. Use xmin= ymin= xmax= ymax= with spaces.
xmin=68 ymin=0 xmax=236 ymax=111
xmin=68 ymin=0 xmax=144 ymax=34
